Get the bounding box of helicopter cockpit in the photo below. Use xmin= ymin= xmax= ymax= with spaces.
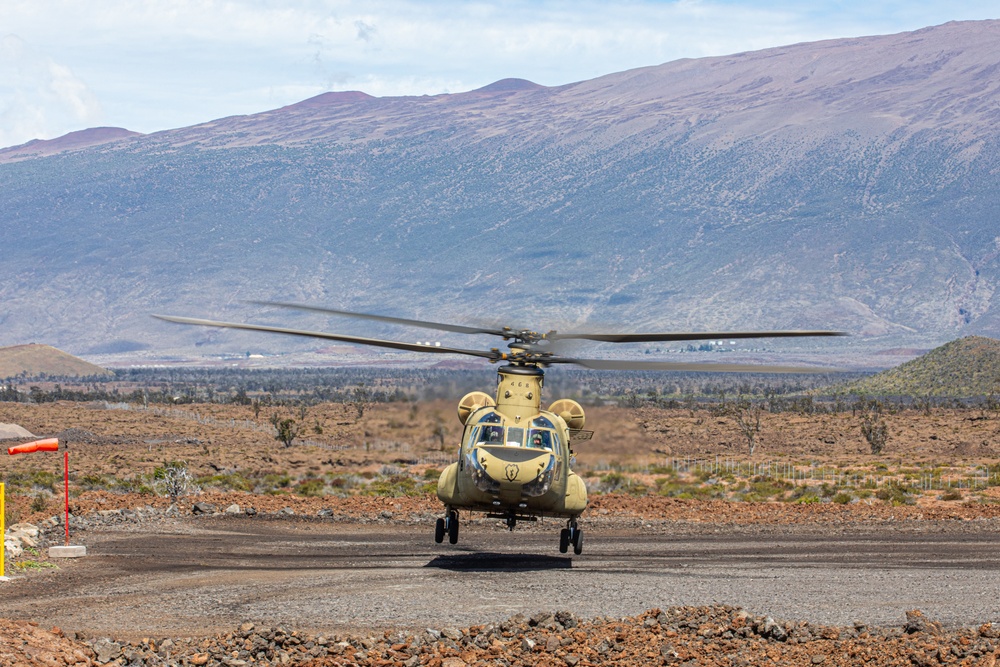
xmin=470 ymin=412 xmax=561 ymax=451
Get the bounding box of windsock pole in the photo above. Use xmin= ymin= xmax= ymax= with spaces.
xmin=7 ymin=438 xmax=69 ymax=542
xmin=1 ymin=482 xmax=5 ymax=577
xmin=6 ymin=438 xmax=84 ymax=558
xmin=63 ymin=450 xmax=69 ymax=546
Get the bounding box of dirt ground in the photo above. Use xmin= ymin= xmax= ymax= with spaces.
xmin=4 ymin=400 xmax=1000 ymax=666
xmin=1 ymin=400 xmax=998 ymax=480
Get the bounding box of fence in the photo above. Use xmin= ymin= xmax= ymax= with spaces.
xmin=652 ymin=455 xmax=992 ymax=491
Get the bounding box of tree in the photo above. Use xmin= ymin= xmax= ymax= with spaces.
xmin=731 ymin=397 xmax=763 ymax=455
xmin=860 ymin=399 xmax=889 ymax=455
xmin=271 ymin=414 xmax=301 ymax=448
xmin=155 ymin=461 xmax=195 ymax=503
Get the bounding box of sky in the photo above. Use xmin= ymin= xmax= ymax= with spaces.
xmin=2 ymin=0 xmax=998 ymax=148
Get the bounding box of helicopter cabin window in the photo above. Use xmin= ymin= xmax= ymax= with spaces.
xmin=478 ymin=412 xmax=502 ymax=424
xmin=527 ymin=429 xmax=554 ymax=450
xmin=478 ymin=425 xmax=504 ymax=445
xmin=531 ymin=416 xmax=555 ymax=429
xmin=506 ymin=427 xmax=525 ymax=447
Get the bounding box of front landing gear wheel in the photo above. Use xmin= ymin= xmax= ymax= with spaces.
xmin=447 ymin=510 xmax=460 ymax=544
xmin=434 ymin=518 xmax=445 ymax=544
xmin=572 ymin=528 xmax=584 ymax=555
xmin=559 ymin=528 xmax=571 ymax=553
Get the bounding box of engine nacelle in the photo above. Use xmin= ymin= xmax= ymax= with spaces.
xmin=457 ymin=391 xmax=496 ymax=424
xmin=548 ymin=398 xmax=585 ymax=430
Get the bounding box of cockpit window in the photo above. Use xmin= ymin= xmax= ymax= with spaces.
xmin=478 ymin=412 xmax=502 ymax=424
xmin=478 ymin=425 xmax=504 ymax=444
xmin=504 ymin=427 xmax=524 ymax=447
xmin=528 ymin=429 xmax=553 ymax=450
xmin=531 ymin=416 xmax=555 ymax=429
xmin=473 ymin=424 xmax=555 ymax=449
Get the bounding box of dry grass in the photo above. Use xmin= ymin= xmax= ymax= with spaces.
xmin=1 ymin=400 xmax=998 ymax=508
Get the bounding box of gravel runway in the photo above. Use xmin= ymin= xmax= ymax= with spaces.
xmin=3 ymin=516 xmax=1000 ymax=639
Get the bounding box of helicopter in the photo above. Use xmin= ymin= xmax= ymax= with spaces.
xmin=156 ymin=303 xmax=844 ymax=555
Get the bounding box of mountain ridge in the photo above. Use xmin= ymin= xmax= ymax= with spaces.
xmin=1 ymin=20 xmax=999 ymax=364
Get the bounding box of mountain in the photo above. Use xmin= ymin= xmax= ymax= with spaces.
xmin=1 ymin=21 xmax=1000 ymax=363
xmin=0 ymin=127 xmax=142 ymax=162
xmin=0 ymin=344 xmax=112 ymax=378
xmin=835 ymin=336 xmax=1000 ymax=396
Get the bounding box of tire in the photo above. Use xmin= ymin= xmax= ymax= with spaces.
xmin=448 ymin=514 xmax=459 ymax=544
xmin=559 ymin=528 xmax=570 ymax=553
xmin=434 ymin=518 xmax=445 ymax=544
xmin=573 ymin=528 xmax=584 ymax=555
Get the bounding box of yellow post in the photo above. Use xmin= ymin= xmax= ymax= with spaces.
xmin=1 ymin=482 xmax=5 ymax=577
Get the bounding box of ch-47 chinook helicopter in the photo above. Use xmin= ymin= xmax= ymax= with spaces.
xmin=156 ymin=303 xmax=843 ymax=555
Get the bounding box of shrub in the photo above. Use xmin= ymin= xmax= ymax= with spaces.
xmin=296 ymin=479 xmax=326 ymax=497
xmin=939 ymin=489 xmax=963 ymax=501
xmin=876 ymin=480 xmax=914 ymax=506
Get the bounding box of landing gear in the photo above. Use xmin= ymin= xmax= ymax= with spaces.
xmin=436 ymin=510 xmax=460 ymax=545
xmin=560 ymin=518 xmax=583 ymax=555
xmin=434 ymin=518 xmax=445 ymax=543
xmin=506 ymin=515 xmax=517 ymax=531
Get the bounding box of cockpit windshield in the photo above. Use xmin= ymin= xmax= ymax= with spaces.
xmin=473 ymin=425 xmax=554 ymax=450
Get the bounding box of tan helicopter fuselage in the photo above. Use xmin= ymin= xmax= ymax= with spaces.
xmin=436 ymin=365 xmax=588 ymax=520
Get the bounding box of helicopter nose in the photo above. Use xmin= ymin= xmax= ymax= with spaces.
xmin=471 ymin=445 xmax=554 ymax=487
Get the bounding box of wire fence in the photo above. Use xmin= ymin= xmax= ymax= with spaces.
xmin=650 ymin=455 xmax=993 ymax=491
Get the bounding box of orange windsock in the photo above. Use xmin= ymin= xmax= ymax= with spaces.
xmin=7 ymin=438 xmax=59 ymax=455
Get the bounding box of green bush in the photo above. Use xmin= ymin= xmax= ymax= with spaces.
xmin=939 ymin=489 xmax=963 ymax=501
xmin=365 ymin=475 xmax=419 ymax=497
xmin=197 ymin=473 xmax=253 ymax=492
xmin=296 ymin=479 xmax=326 ymax=497
xmin=876 ymin=480 xmax=914 ymax=506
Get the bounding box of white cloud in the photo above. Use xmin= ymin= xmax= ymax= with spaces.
xmin=0 ymin=34 xmax=103 ymax=146
xmin=1 ymin=0 xmax=998 ymax=146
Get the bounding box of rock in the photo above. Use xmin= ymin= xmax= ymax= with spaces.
xmin=4 ymin=539 xmax=23 ymax=559
xmin=522 ymin=637 xmax=536 ymax=652
xmin=10 ymin=523 xmax=39 ymax=538
xmin=904 ymin=610 xmax=941 ymax=635
xmin=317 ymin=508 xmax=334 ymax=517
xmin=91 ymin=638 xmax=122 ymax=663
xmin=440 ymin=627 xmax=462 ymax=641
xmin=192 ymin=502 xmax=217 ymax=515
xmin=277 ymin=507 xmax=294 ymax=516
xmin=191 ymin=653 xmax=210 ymax=665
xmin=545 ymin=635 xmax=561 ymax=651
xmin=225 ymin=504 xmax=241 ymax=514
xmin=245 ymin=507 xmax=258 ymax=517
xmin=762 ymin=617 xmax=788 ymax=642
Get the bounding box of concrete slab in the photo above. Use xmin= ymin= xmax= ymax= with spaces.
xmin=48 ymin=545 xmax=87 ymax=558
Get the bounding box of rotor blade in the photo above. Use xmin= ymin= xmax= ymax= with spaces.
xmin=154 ymin=315 xmax=501 ymax=360
xmin=549 ymin=330 xmax=847 ymax=343
xmin=247 ymin=301 xmax=508 ymax=337
xmin=550 ymin=357 xmax=840 ymax=373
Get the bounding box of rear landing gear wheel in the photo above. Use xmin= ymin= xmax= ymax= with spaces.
xmin=559 ymin=528 xmax=571 ymax=553
xmin=447 ymin=510 xmax=460 ymax=544
xmin=434 ymin=518 xmax=445 ymax=544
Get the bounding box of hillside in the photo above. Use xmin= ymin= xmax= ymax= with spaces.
xmin=1 ymin=21 xmax=999 ymax=361
xmin=836 ymin=336 xmax=1000 ymax=397
xmin=0 ymin=344 xmax=112 ymax=379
